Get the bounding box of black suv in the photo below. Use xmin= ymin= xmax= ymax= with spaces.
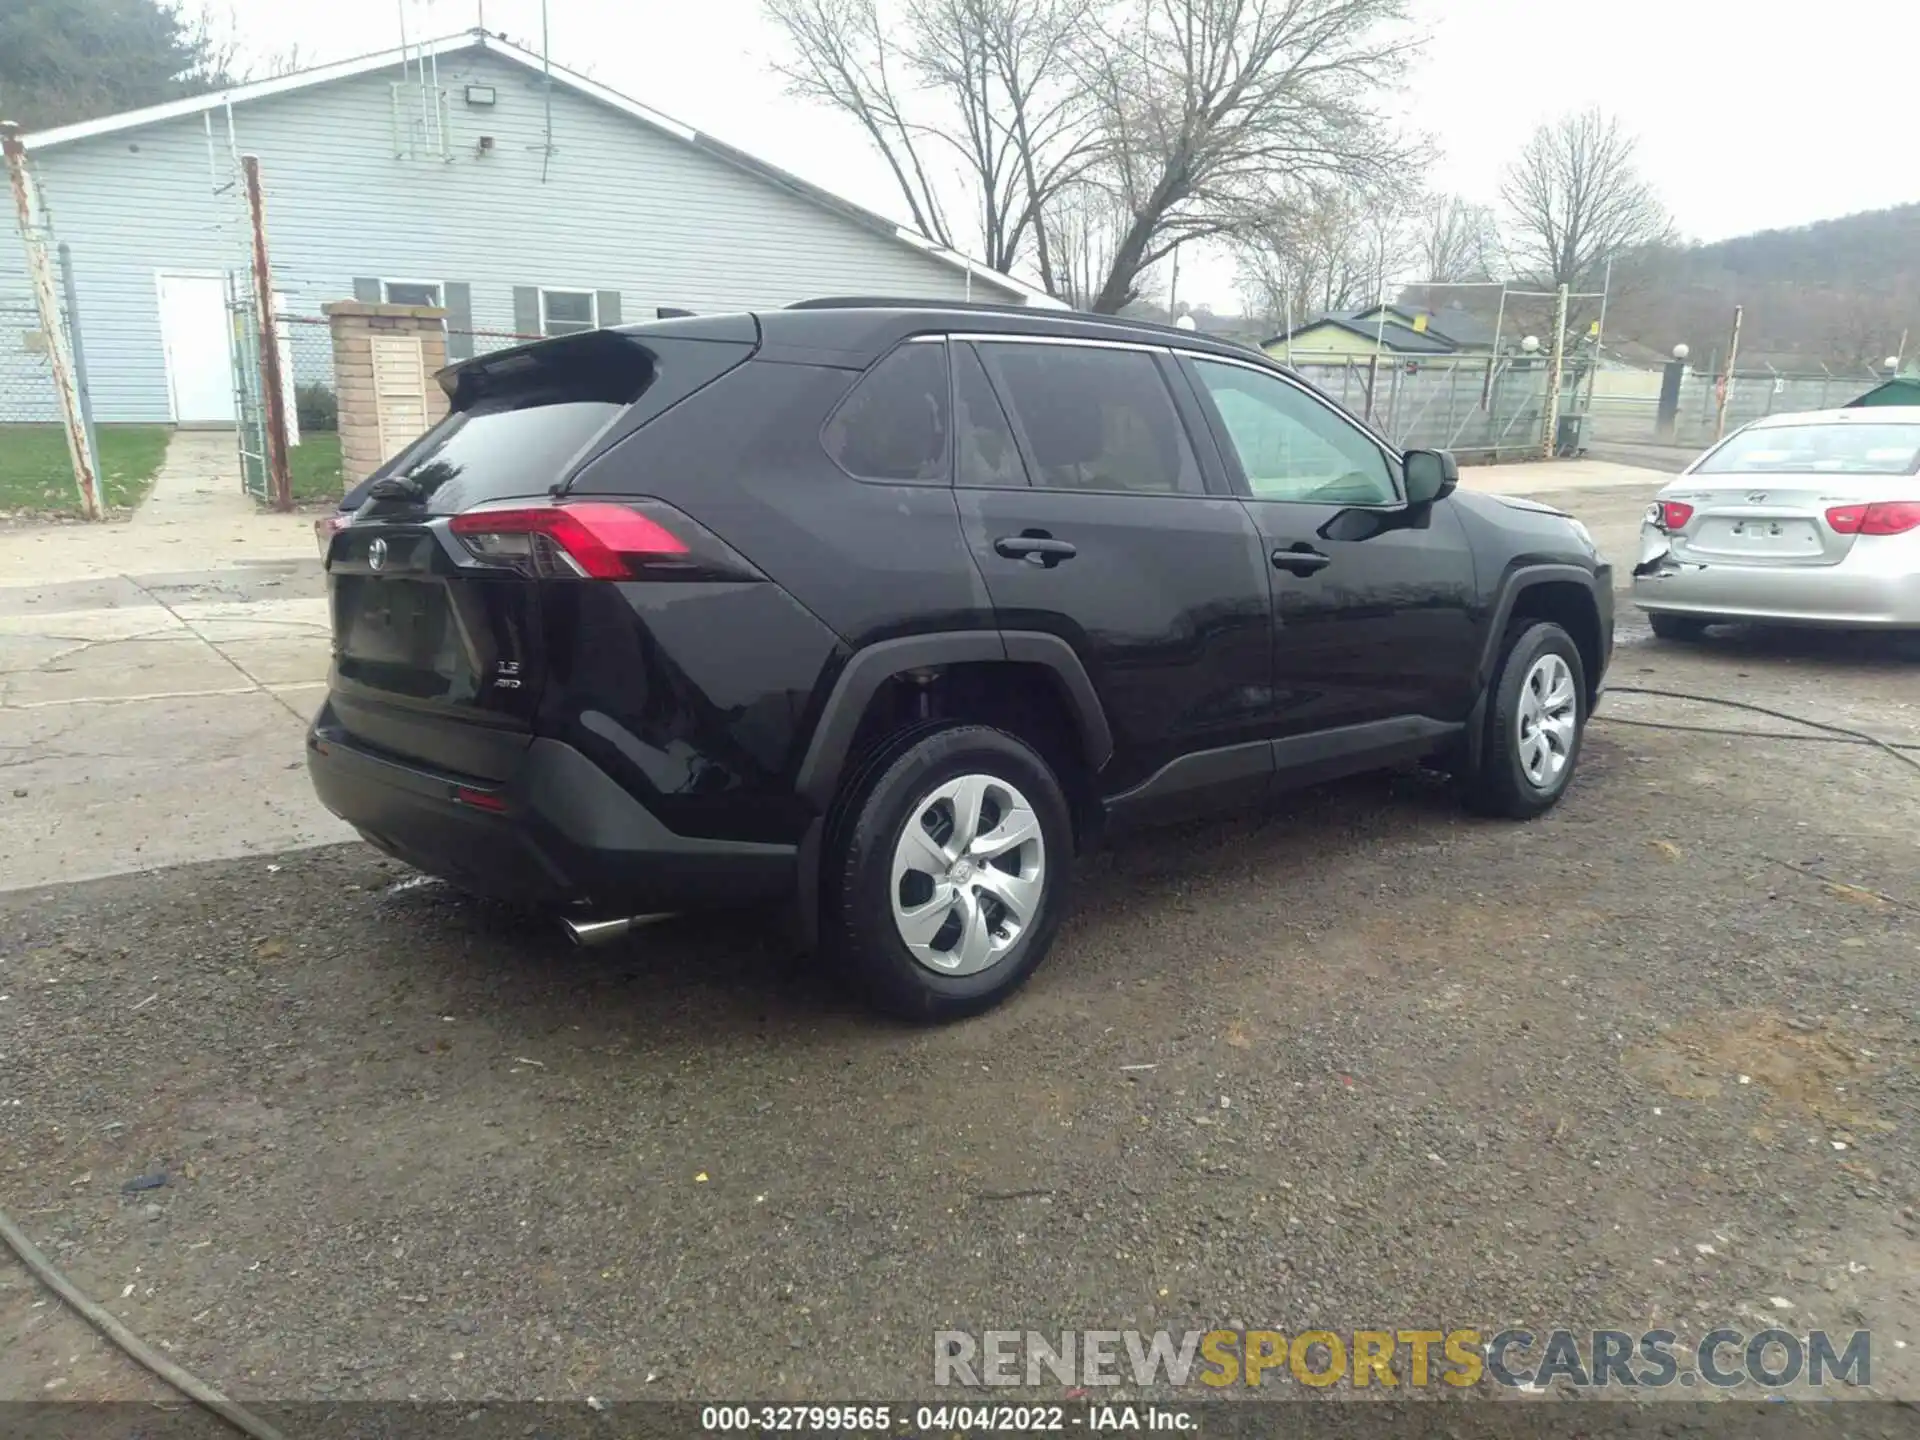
xmin=309 ymin=300 xmax=1613 ymax=1020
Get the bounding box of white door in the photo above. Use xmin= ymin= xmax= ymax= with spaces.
xmin=156 ymin=273 xmax=235 ymax=425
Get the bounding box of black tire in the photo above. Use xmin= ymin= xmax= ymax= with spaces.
xmin=1647 ymin=611 xmax=1709 ymax=641
xmin=1463 ymin=620 xmax=1587 ymax=819
xmin=825 ymin=723 xmax=1074 ymax=1022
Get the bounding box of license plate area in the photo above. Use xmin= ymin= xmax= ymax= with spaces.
xmin=335 ymin=576 xmax=472 ymax=700
xmin=1693 ymin=515 xmax=1822 ymax=559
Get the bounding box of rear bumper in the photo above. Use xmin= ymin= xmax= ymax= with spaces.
xmin=307 ymin=705 xmax=795 ymax=910
xmin=1632 ymin=542 xmax=1920 ymax=628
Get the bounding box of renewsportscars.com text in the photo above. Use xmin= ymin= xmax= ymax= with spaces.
xmin=934 ymin=1327 xmax=1871 ymax=1391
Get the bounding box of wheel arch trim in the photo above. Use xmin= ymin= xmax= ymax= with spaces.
xmin=794 ymin=630 xmax=1112 ymax=812
xmin=790 ymin=629 xmax=1113 ymax=950
xmin=1466 ymin=564 xmax=1604 ymax=772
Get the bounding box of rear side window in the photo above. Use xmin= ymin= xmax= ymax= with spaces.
xmin=978 ymin=343 xmax=1202 ymax=495
xmin=954 ymin=343 xmax=1028 ymax=488
xmin=823 ymin=340 xmax=951 ymax=483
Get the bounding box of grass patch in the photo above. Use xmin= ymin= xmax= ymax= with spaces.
xmin=289 ymin=431 xmax=343 ymax=505
xmin=0 ymin=424 xmax=172 ymax=516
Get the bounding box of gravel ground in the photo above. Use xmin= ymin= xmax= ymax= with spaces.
xmin=2 ymin=611 xmax=1918 ymax=1410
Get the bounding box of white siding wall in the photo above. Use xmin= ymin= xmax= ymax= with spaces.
xmin=0 ymin=48 xmax=1018 ymax=422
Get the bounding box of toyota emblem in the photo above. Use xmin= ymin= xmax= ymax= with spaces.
xmin=368 ymin=537 xmax=388 ymax=571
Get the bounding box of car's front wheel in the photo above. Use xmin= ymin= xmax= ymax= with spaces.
xmin=1464 ymin=620 xmax=1587 ymax=819
xmin=826 ymin=724 xmax=1073 ymax=1022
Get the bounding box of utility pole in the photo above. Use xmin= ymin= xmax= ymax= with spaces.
xmin=1541 ymin=283 xmax=1569 ymax=459
xmin=3 ymin=123 xmax=101 ymax=519
xmin=1713 ymin=304 xmax=1744 ymax=444
xmin=242 ymin=155 xmax=293 ymax=511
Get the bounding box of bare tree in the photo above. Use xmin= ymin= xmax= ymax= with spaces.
xmin=1075 ymin=0 xmax=1418 ymax=312
xmin=1418 ymin=194 xmax=1499 ymax=283
xmin=1042 ymin=178 xmax=1134 ymax=309
xmin=1234 ymin=180 xmax=1416 ymax=332
xmin=768 ymin=0 xmax=1415 ymax=305
xmin=910 ymin=0 xmax=1099 ymax=281
xmin=765 ymin=0 xmax=1096 ymax=277
xmin=1500 ymin=109 xmax=1669 ymax=295
xmin=766 ymin=0 xmax=958 ymax=248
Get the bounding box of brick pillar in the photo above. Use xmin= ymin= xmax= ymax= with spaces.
xmin=323 ymin=300 xmax=451 ymax=486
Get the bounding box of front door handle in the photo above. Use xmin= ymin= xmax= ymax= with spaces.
xmin=995 ymin=534 xmax=1078 ymax=567
xmin=1271 ymin=545 xmax=1331 ymax=576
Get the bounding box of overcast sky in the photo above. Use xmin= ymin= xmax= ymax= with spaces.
xmin=220 ymin=0 xmax=1920 ymax=309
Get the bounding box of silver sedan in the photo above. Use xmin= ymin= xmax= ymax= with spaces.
xmin=1632 ymin=406 xmax=1920 ymax=637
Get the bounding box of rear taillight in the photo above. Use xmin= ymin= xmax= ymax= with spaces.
xmin=1651 ymin=501 xmax=1694 ymax=530
xmin=1826 ymin=501 xmax=1920 ymax=536
xmin=450 ymin=501 xmax=691 ymax=579
xmin=314 ymin=512 xmax=351 ymax=558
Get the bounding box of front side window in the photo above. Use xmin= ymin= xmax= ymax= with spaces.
xmin=1191 ymin=358 xmax=1396 ymax=505
xmin=978 ymin=343 xmax=1203 ymax=496
xmin=541 ymin=290 xmax=597 ymax=337
xmin=822 ymin=340 xmax=951 ymax=484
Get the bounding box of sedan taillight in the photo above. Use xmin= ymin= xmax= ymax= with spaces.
xmin=1826 ymin=502 xmax=1920 ymax=536
xmin=1650 ymin=501 xmax=1693 ymax=530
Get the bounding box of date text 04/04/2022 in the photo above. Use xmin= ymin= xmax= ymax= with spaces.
xmin=697 ymin=1404 xmax=1196 ymax=1432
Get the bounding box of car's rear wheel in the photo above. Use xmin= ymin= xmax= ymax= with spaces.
xmin=1464 ymin=621 xmax=1587 ymax=819
xmin=1647 ymin=611 xmax=1709 ymax=641
xmin=826 ymin=724 xmax=1072 ymax=1022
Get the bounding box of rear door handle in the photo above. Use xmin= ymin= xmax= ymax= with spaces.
xmin=1271 ymin=545 xmax=1331 ymax=576
xmin=995 ymin=535 xmax=1078 ymax=566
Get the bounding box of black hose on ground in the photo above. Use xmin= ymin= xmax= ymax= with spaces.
xmin=0 ymin=1202 xmax=286 ymax=1440
xmin=1598 ymin=684 xmax=1920 ymax=776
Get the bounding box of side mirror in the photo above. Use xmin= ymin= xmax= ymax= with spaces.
xmin=1404 ymin=448 xmax=1459 ymax=505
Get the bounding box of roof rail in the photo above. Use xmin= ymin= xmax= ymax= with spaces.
xmin=784 ymin=295 xmax=1223 ymax=343
xmin=786 ymin=295 xmax=1064 ymax=314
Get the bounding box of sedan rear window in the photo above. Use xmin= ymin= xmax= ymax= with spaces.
xmin=1697 ymin=423 xmax=1920 ymax=476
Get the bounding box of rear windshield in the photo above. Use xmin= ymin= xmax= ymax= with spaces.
xmin=1697 ymin=423 xmax=1920 ymax=476
xmin=342 ymin=400 xmax=621 ymax=511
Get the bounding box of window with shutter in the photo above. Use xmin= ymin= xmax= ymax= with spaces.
xmin=540 ymin=290 xmax=596 ymax=337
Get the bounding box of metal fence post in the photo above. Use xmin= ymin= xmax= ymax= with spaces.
xmin=3 ymin=123 xmax=101 ymax=518
xmin=55 ymin=241 xmax=99 ymax=479
xmin=242 ymin=155 xmax=293 ymax=511
xmin=1541 ymin=284 xmax=1569 ymax=459
xmin=1713 ymin=305 xmax=1743 ymax=445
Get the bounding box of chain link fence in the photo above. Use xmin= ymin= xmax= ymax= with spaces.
xmin=1284 ymin=349 xmax=1888 ymax=460
xmin=1287 ymin=353 xmax=1574 ymax=460
xmin=0 ymin=289 xmax=62 ymax=425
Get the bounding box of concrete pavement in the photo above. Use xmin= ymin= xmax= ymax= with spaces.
xmin=0 ymin=433 xmax=1671 ymax=893
xmin=0 ymin=433 xmax=347 ymax=892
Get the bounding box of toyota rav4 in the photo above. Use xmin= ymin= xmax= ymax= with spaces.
xmin=308 ymin=299 xmax=1613 ymax=1021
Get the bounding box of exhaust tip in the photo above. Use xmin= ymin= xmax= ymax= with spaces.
xmin=562 ymin=913 xmax=675 ymax=947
